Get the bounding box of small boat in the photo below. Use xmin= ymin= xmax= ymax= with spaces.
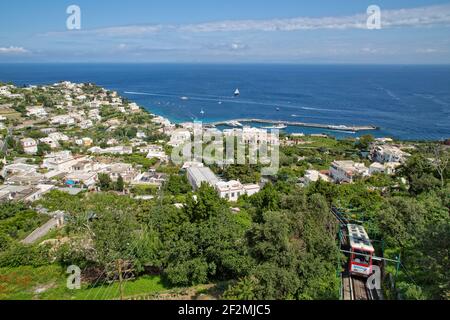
xmin=234 ymin=88 xmax=240 ymax=97
xmin=276 ymin=107 xmax=280 ymax=111
xmin=180 ymin=96 xmax=189 ymax=101
xmin=200 ymin=109 xmax=205 ymax=115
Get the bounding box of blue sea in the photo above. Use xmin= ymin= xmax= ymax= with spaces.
xmin=1 ymin=63 xmax=449 ymax=141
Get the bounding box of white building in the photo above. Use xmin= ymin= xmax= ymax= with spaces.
xmin=75 ymin=137 xmax=94 ymax=147
xmin=107 ymin=138 xmax=118 ymax=146
xmin=51 ymin=115 xmax=75 ymax=126
xmin=303 ymin=170 xmax=331 ymax=186
xmin=146 ymin=149 xmax=169 ymax=163
xmin=21 ymin=138 xmax=38 ymax=155
xmin=42 ymin=151 xmax=84 ymax=172
xmin=369 ymin=162 xmax=401 ymax=175
xmin=79 ymin=120 xmax=93 ymax=129
xmin=71 ymin=159 xmax=95 ymax=173
xmin=26 ymin=106 xmax=48 ymax=118
xmin=0 ymin=86 xmax=11 ymax=96
xmin=88 ymin=100 xmax=101 ymax=109
xmin=186 ymin=167 xmax=219 ymax=190
xmin=216 ymin=180 xmax=260 ymax=202
xmin=168 ymin=129 xmax=192 ymax=147
xmin=223 ymin=127 xmax=279 ymax=145
xmin=1 ymin=163 xmax=38 ymax=179
xmin=186 ymin=166 xmax=260 ymax=202
xmin=88 ymin=109 xmax=101 ymax=121
xmin=48 ymin=132 xmax=69 ymax=142
xmin=88 ymin=145 xmax=133 ymax=155
xmin=137 ymin=131 xmax=147 ymax=139
xmin=102 ymin=163 xmax=137 ymax=183
xmin=371 ymin=145 xmax=410 ymax=164
xmin=65 ymin=172 xmax=97 ymax=188
xmin=0 ymin=184 xmax=54 ymax=203
xmin=330 ymin=161 xmax=369 ymax=184
xmin=39 ymin=137 xmax=59 ymax=149
xmin=129 ymin=103 xmax=140 ymax=113
xmin=182 ymin=161 xmax=204 ymax=170
xmin=132 ymin=170 xmax=167 ymax=188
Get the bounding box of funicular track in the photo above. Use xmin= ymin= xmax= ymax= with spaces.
xmin=342 ymin=273 xmax=380 ymax=301
xmin=333 ymin=206 xmax=381 ymax=301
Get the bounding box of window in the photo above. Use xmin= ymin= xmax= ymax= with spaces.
xmin=231 ymin=193 xmax=235 ymax=198
xmin=353 ymin=250 xmax=371 ymax=266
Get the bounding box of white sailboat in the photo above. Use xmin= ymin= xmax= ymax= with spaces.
xmin=234 ymin=88 xmax=240 ymax=96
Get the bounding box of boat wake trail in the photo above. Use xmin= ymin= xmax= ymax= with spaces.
xmin=124 ymin=91 xmax=355 ymax=114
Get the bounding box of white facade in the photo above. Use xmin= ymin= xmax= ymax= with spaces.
xmin=51 ymin=115 xmax=75 ymax=126
xmin=369 ymin=162 xmax=401 ymax=175
xmin=330 ymin=161 xmax=369 ymax=184
xmin=182 ymin=161 xmax=204 ymax=170
xmin=129 ymin=103 xmax=140 ymax=112
xmin=39 ymin=137 xmax=59 ymax=149
xmin=26 ymin=106 xmax=48 ymax=118
xmin=79 ymin=120 xmax=93 ymax=129
xmin=216 ymin=180 xmax=260 ymax=202
xmin=48 ymin=132 xmax=69 ymax=142
xmin=169 ymin=129 xmax=192 ymax=147
xmin=42 ymin=151 xmax=85 ymax=172
xmin=21 ymin=138 xmax=38 ymax=155
xmin=303 ymin=170 xmax=331 ymax=186
xmin=146 ymin=149 xmax=168 ymax=162
xmin=88 ymin=145 xmax=132 ymax=155
xmin=137 ymin=131 xmax=147 ymax=139
xmin=102 ymin=163 xmax=137 ymax=182
xmin=65 ymin=172 xmax=97 ymax=187
xmin=371 ymin=145 xmax=410 ymax=164
xmin=187 ymin=166 xmax=260 ymax=202
xmin=1 ymin=163 xmax=37 ymax=178
xmin=187 ymin=167 xmax=219 ymax=190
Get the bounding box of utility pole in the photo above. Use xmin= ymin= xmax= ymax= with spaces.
xmin=394 ymin=254 xmax=401 ymax=280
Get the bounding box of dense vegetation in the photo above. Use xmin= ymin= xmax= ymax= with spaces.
xmin=0 ymin=135 xmax=448 ymax=300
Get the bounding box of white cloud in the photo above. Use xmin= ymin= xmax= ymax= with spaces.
xmin=179 ymin=4 xmax=450 ymax=32
xmin=416 ymin=48 xmax=439 ymax=53
xmin=230 ymin=42 xmax=248 ymax=50
xmin=0 ymin=46 xmax=29 ymax=54
xmin=44 ymin=4 xmax=450 ymax=38
xmin=43 ymin=25 xmax=165 ymax=37
xmin=84 ymin=25 xmax=165 ymax=36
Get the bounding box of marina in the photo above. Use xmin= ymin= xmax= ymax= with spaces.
xmin=206 ymin=118 xmax=378 ymax=132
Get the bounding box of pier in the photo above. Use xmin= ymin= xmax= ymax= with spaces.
xmin=206 ymin=119 xmax=378 ymax=132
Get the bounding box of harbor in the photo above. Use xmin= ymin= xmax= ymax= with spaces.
xmin=206 ymin=118 xmax=379 ymax=132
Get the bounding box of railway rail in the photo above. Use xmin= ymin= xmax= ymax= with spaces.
xmin=342 ymin=275 xmax=379 ymax=300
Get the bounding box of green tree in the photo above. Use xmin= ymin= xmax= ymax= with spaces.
xmin=355 ymin=134 xmax=374 ymax=150
xmin=97 ymin=173 xmax=112 ymax=191
xmin=165 ymin=174 xmax=192 ymax=195
xmin=37 ymin=143 xmax=51 ymax=156
xmin=184 ymin=183 xmax=227 ymax=222
xmin=115 ymin=175 xmax=124 ymax=192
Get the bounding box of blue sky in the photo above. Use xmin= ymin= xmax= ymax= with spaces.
xmin=0 ymin=0 xmax=449 ymax=63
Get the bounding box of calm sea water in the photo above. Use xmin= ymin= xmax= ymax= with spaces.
xmin=1 ymin=63 xmax=449 ymax=141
